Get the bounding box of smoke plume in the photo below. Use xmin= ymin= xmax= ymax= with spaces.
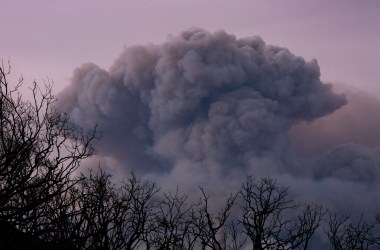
xmin=56 ymin=29 xmax=380 ymax=215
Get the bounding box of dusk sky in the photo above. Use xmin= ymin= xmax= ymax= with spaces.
xmin=2 ymin=1 xmax=380 ymax=246
xmin=2 ymin=0 xmax=380 ymax=93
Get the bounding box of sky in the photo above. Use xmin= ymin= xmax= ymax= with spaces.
xmin=1 ymin=0 xmax=379 ymax=93
xmin=2 ymin=1 xmax=380 ymax=246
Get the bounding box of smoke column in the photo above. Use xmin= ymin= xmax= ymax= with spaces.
xmin=57 ymin=29 xmax=380 ymax=215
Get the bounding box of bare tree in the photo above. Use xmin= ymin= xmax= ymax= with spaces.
xmin=148 ymin=188 xmax=197 ymax=250
xmin=219 ymin=220 xmax=248 ymax=250
xmin=287 ymin=204 xmax=325 ymax=250
xmin=240 ymin=177 xmax=294 ymax=249
xmin=60 ymin=170 xmax=159 ymax=250
xmin=28 ymin=178 xmax=85 ymax=249
xmin=239 ymin=177 xmax=323 ymax=250
xmin=326 ymin=212 xmax=380 ymax=250
xmin=74 ymin=169 xmax=120 ymax=250
xmin=0 ymin=63 xmax=97 ymax=238
xmin=114 ymin=172 xmax=159 ymax=250
xmin=193 ymin=187 xmax=241 ymax=250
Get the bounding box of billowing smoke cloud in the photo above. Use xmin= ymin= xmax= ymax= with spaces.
xmin=56 ymin=29 xmax=380 ymax=216
xmin=290 ymin=84 xmax=380 ymax=157
xmin=287 ymin=84 xmax=380 ymax=216
xmin=316 ymin=144 xmax=380 ymax=183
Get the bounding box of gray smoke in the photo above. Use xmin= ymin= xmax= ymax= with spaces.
xmin=56 ymin=29 xmax=380 ymax=214
xmin=290 ymin=84 xmax=380 ymax=157
xmin=286 ymin=84 xmax=380 ymax=216
xmin=58 ymin=28 xmax=344 ymax=171
xmin=315 ymin=144 xmax=380 ymax=183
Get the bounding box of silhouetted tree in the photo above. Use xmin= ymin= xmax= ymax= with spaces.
xmin=0 ymin=62 xmax=97 ymax=247
xmin=326 ymin=212 xmax=380 ymax=250
xmin=220 ymin=220 xmax=247 ymax=250
xmin=114 ymin=172 xmax=159 ymax=250
xmin=287 ymin=203 xmax=325 ymax=250
xmin=148 ymin=188 xmax=197 ymax=250
xmin=64 ymin=170 xmax=159 ymax=250
xmin=193 ymin=187 xmax=240 ymax=250
xmin=239 ymin=177 xmax=324 ymax=250
xmin=76 ymin=169 xmax=120 ymax=249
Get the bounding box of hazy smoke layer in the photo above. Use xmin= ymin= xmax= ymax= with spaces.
xmin=56 ymin=29 xmax=380 ymax=215
xmin=287 ymin=84 xmax=380 ymax=216
xmin=290 ymin=84 xmax=380 ymax=156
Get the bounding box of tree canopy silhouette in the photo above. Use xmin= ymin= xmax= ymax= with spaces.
xmin=0 ymin=62 xmax=97 ymax=248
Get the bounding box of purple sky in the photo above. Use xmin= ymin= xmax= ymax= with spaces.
xmin=3 ymin=1 xmax=380 ymax=237
xmin=1 ymin=0 xmax=379 ymax=93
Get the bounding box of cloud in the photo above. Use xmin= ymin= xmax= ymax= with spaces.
xmin=55 ymin=28 xmax=380 ymax=216
xmin=58 ymin=28 xmax=345 ymax=174
xmin=289 ymin=84 xmax=380 ymax=157
xmin=287 ymin=84 xmax=380 ymax=215
xmin=315 ymin=143 xmax=380 ymax=183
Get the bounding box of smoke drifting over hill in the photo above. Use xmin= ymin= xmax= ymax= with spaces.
xmin=57 ymin=29 xmax=380 ymax=215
